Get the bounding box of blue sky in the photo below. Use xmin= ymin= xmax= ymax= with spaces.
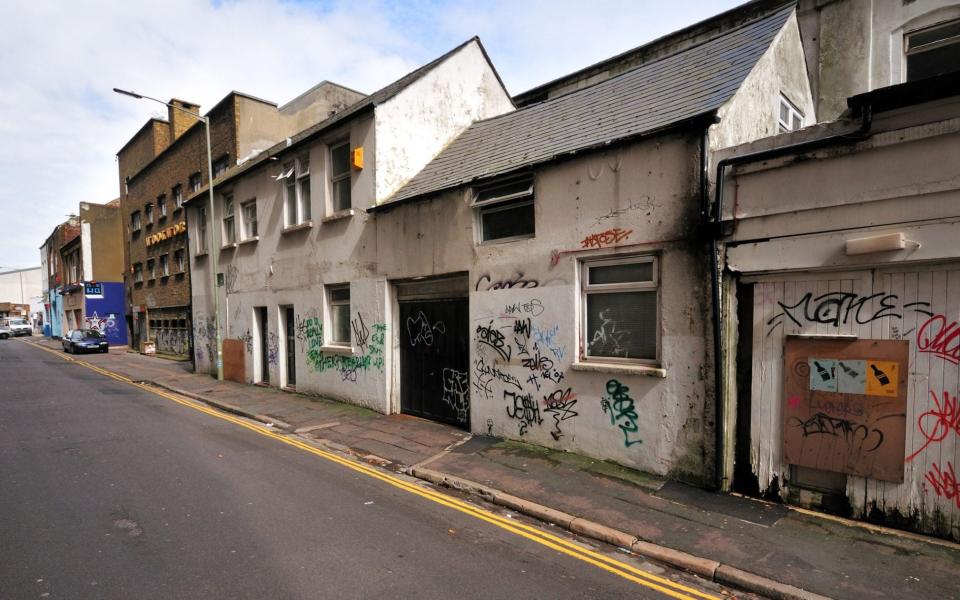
xmin=0 ymin=0 xmax=742 ymax=272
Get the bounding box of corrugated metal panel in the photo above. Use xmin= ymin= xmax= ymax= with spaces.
xmin=384 ymin=6 xmax=793 ymax=205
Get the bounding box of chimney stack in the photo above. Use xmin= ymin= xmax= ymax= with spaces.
xmin=167 ymin=98 xmax=200 ymax=140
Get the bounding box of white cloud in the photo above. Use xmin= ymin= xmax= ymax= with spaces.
xmin=0 ymin=0 xmax=739 ymax=270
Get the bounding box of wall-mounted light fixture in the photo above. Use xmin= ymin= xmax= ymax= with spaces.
xmin=845 ymin=232 xmax=920 ymax=255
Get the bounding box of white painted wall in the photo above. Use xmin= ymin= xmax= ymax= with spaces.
xmin=0 ymin=267 xmax=42 ymax=306
xmin=721 ymin=104 xmax=960 ymax=540
xmin=374 ymin=40 xmax=514 ymax=204
xmin=711 ymin=12 xmax=815 ymax=153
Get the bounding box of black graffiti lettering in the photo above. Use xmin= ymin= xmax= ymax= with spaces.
xmin=789 ymin=412 xmax=884 ymax=452
xmin=766 ymin=292 xmax=933 ymax=337
xmin=544 ymin=388 xmax=578 ymax=441
xmin=476 ymin=321 xmax=511 ymax=361
xmin=503 ymin=298 xmax=545 ymax=317
xmin=521 ymin=351 xmax=554 ymax=373
xmin=352 ymin=313 xmax=370 ymax=352
xmin=475 ymin=272 xmax=540 ymax=292
xmin=505 ymin=390 xmax=541 ymax=436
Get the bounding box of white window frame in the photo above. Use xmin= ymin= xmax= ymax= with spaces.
xmin=777 ymin=94 xmax=803 ymax=133
xmin=157 ymin=194 xmax=167 ymax=218
xmin=173 ymin=185 xmax=183 ymax=210
xmin=296 ymin=154 xmax=311 ymax=221
xmin=472 ymin=175 xmax=535 ymax=244
xmin=222 ymin=192 xmax=236 ymax=246
xmin=147 ymin=258 xmax=156 ymax=280
xmin=329 ymin=141 xmax=351 ymax=213
xmin=174 ymin=248 xmax=185 ymax=273
xmin=196 ymin=206 xmax=208 ymax=254
xmin=145 ymin=202 xmax=154 ymax=225
xmin=580 ymin=255 xmax=660 ymax=365
xmin=241 ymin=199 xmax=258 ymax=240
xmin=159 ymin=253 xmax=169 ymax=277
xmin=326 ymin=284 xmax=351 ymax=347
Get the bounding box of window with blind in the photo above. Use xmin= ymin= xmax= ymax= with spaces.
xmin=327 ymin=284 xmax=350 ymax=346
xmin=582 ymin=256 xmax=659 ymax=363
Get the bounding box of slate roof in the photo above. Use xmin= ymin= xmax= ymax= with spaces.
xmin=378 ymin=5 xmax=794 ymax=209
xmin=187 ymin=36 xmax=504 ymax=204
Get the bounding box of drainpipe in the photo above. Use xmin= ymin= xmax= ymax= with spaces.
xmin=708 ymin=104 xmax=874 ymax=490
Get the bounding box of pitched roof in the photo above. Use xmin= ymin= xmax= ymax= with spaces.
xmin=379 ymin=5 xmax=794 ymax=209
xmin=187 ymin=37 xmax=505 ymax=202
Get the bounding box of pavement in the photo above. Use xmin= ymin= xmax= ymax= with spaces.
xmin=24 ymin=337 xmax=960 ymax=600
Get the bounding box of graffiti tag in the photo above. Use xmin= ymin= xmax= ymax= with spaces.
xmin=925 ymin=462 xmax=960 ymax=509
xmin=505 ymin=390 xmax=541 ymax=436
xmin=580 ymin=227 xmax=632 ymax=249
xmin=766 ymin=292 xmax=932 ymax=336
xmin=917 ymin=315 xmax=960 ymax=365
xmin=407 ymin=311 xmax=445 ymax=347
xmin=601 ymin=379 xmax=641 ymax=447
xmin=475 ymin=272 xmax=539 ymax=292
xmin=789 ymin=412 xmax=884 ymax=452
xmin=906 ymin=390 xmax=959 ymax=462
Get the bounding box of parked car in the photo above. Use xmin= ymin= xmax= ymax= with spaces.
xmin=62 ymin=329 xmax=109 ymax=354
xmin=5 ymin=318 xmax=32 ymax=336
xmin=0 ymin=324 xmax=10 ymax=339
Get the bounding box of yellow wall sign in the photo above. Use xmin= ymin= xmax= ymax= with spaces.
xmin=146 ymin=221 xmax=186 ymax=246
xmin=865 ymin=360 xmax=899 ymax=397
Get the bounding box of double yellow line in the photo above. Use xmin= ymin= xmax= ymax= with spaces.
xmin=22 ymin=339 xmax=720 ymax=600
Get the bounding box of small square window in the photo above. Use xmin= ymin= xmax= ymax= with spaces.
xmin=582 ymin=256 xmax=659 ymax=363
xmin=777 ymin=94 xmax=803 ymax=133
xmin=327 ymin=284 xmax=350 ymax=346
xmin=330 ymin=142 xmax=351 ymax=212
xmin=472 ymin=175 xmax=535 ymax=242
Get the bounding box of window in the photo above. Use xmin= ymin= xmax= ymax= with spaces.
xmin=174 ymin=248 xmax=185 ymax=273
xmin=147 ymin=258 xmax=156 ymax=280
xmin=157 ymin=194 xmax=167 ymax=218
xmin=283 ymin=154 xmax=312 ymax=226
xmin=189 ymin=172 xmax=202 ymax=193
xmin=131 ymin=210 xmax=141 ymax=232
xmin=173 ymin=185 xmax=183 ymax=209
xmin=241 ymin=199 xmax=258 ymax=239
xmin=582 ymin=256 xmax=659 ymax=363
xmin=213 ymin=155 xmax=230 ymax=178
xmin=222 ymin=193 xmax=236 ymax=245
xmin=160 ymin=254 xmax=169 ymax=277
xmin=472 ymin=175 xmax=535 ymax=242
xmin=297 ymin=155 xmax=311 ymax=220
xmin=327 ymin=284 xmax=350 ymax=346
xmin=330 ymin=142 xmax=350 ymax=212
xmin=134 ymin=263 xmax=143 ymax=283
xmin=777 ymin=94 xmax=803 ymax=133
xmin=197 ymin=206 xmax=208 ymax=253
xmin=145 ymin=202 xmax=154 ymax=225
xmin=906 ymin=19 xmax=960 ymax=81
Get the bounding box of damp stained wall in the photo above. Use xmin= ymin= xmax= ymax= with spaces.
xmin=377 ymin=132 xmax=716 ymax=483
xmin=720 ymin=106 xmax=960 ymax=540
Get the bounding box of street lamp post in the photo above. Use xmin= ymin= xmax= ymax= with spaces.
xmin=113 ymin=88 xmax=224 ymax=381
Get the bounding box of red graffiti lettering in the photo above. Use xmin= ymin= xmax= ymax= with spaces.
xmin=917 ymin=315 xmax=960 ymax=365
xmin=580 ymin=227 xmax=633 ymax=249
xmin=905 ymin=390 xmax=960 ymax=462
xmin=925 ymin=462 xmax=960 ymax=509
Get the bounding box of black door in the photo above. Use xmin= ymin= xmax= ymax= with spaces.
xmin=400 ymin=299 xmax=469 ymax=428
xmin=257 ymin=307 xmax=269 ymax=384
xmin=285 ymin=306 xmax=296 ymax=386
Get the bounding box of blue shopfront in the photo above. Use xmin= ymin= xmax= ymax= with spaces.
xmin=82 ymin=282 xmax=127 ymax=346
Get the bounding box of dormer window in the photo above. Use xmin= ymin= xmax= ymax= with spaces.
xmin=778 ymin=94 xmax=803 ymax=133
xmin=472 ymin=174 xmax=535 ymax=243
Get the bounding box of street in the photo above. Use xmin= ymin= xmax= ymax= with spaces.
xmin=0 ymin=340 xmax=740 ymax=600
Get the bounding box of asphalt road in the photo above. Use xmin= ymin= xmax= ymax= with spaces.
xmin=0 ymin=340 xmax=738 ymax=600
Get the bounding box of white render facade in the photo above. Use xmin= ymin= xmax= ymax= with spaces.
xmin=188 ymin=10 xmax=814 ymax=487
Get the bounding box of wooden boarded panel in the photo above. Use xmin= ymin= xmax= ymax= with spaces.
xmin=222 ymin=338 xmax=246 ymax=384
xmin=783 ymin=337 xmax=909 ymax=482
